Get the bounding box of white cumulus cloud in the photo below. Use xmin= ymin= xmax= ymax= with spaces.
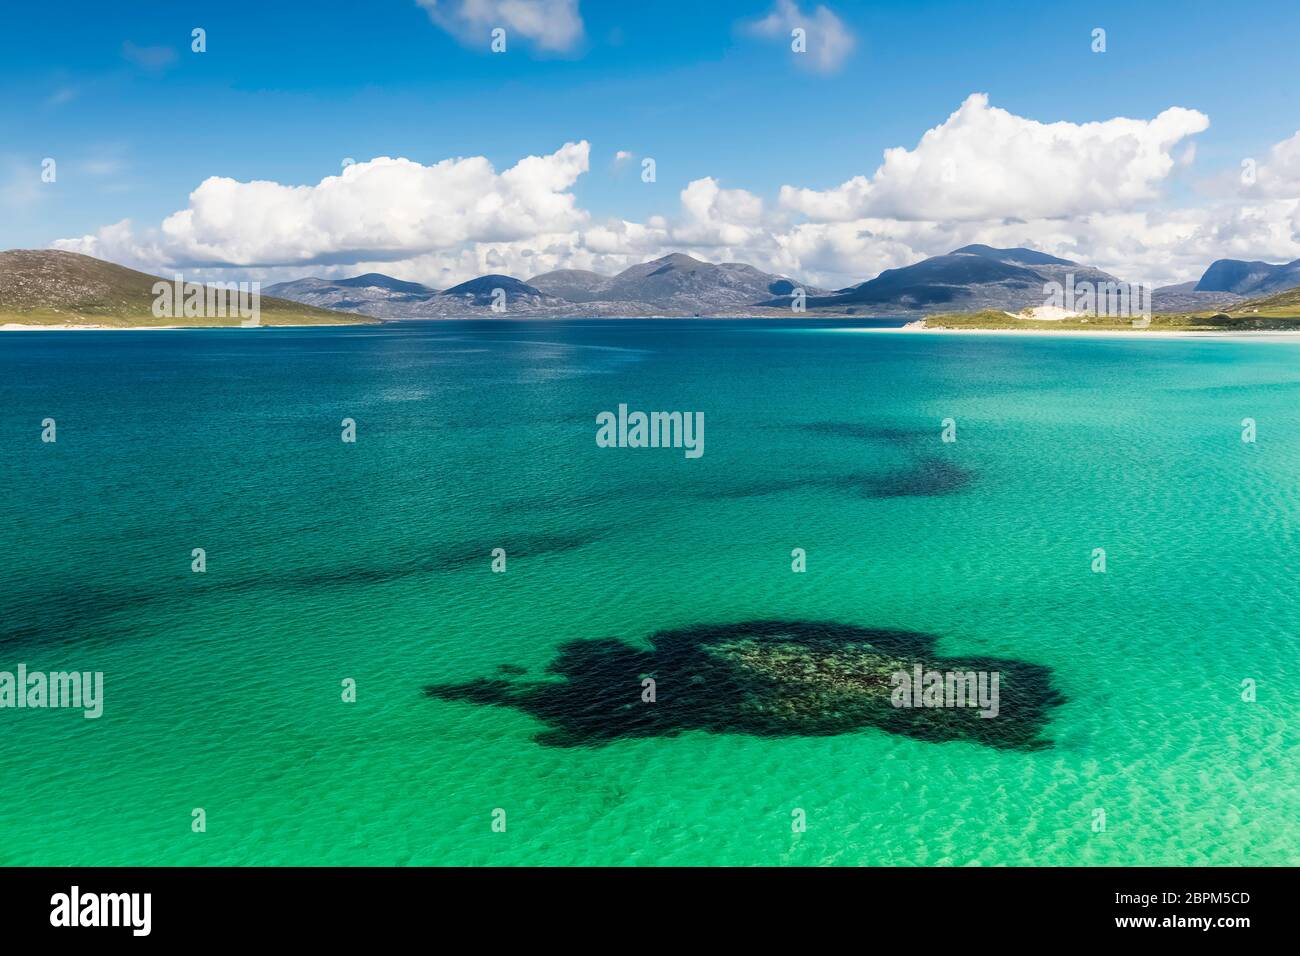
xmin=56 ymin=143 xmax=591 ymax=269
xmin=417 ymin=0 xmax=584 ymax=53
xmin=780 ymin=93 xmax=1211 ymax=222
xmin=745 ymin=1 xmax=856 ymax=73
xmin=1235 ymin=130 xmax=1300 ymax=199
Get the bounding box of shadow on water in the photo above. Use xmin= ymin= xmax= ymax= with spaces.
xmin=425 ymin=619 xmax=1064 ymax=750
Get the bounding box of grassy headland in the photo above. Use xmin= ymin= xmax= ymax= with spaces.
xmin=1 ymin=249 xmax=377 ymax=328
xmin=924 ymin=287 xmax=1300 ymax=332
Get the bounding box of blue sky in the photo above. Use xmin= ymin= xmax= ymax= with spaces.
xmin=3 ymin=0 xmax=1299 ymax=287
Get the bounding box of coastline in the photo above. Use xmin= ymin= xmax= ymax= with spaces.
xmin=9 ymin=316 xmax=1300 ymax=340
xmin=859 ymin=321 xmax=1300 ymax=341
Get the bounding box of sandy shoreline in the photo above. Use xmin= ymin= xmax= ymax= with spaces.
xmin=854 ymin=322 xmax=1300 ymax=341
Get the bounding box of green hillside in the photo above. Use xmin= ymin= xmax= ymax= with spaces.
xmin=1222 ymin=285 xmax=1300 ymax=319
xmin=0 ymin=249 xmax=378 ymax=328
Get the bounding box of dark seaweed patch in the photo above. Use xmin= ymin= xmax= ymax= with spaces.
xmin=861 ymin=456 xmax=973 ymax=497
xmin=426 ymin=619 xmax=1064 ymax=750
xmin=2 ymin=529 xmax=609 ymax=648
xmin=699 ymin=457 xmax=973 ymax=501
xmin=264 ymin=528 xmax=610 ymax=589
xmin=695 ymin=419 xmax=973 ymax=501
xmin=798 ymin=421 xmax=930 ymax=445
xmin=0 ymin=586 xmax=157 ymax=646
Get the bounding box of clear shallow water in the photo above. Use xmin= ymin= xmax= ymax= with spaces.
xmin=0 ymin=319 xmax=1295 ymax=866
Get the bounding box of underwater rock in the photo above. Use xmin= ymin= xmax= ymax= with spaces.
xmin=425 ymin=619 xmax=1063 ymax=750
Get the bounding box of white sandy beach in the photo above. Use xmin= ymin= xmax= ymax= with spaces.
xmin=861 ymin=321 xmax=1300 ymax=341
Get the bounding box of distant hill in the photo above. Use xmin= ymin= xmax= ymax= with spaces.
xmin=0 ymin=250 xmax=371 ymax=328
xmin=1193 ymin=257 xmax=1300 ymax=296
xmin=333 ymin=273 xmax=434 ymax=295
xmin=815 ymin=254 xmax=1044 ymax=308
xmin=440 ymin=274 xmax=556 ymax=307
xmin=264 ymin=273 xmax=440 ymax=316
xmin=1220 ymin=284 xmax=1300 ymax=318
xmin=524 ymin=269 xmax=608 ymax=303
xmin=780 ymin=246 xmax=1123 ymax=314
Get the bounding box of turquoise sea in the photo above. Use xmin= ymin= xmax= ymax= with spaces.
xmin=0 ymin=319 xmax=1296 ymax=866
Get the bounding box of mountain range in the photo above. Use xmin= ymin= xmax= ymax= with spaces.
xmin=7 ymin=247 xmax=1300 ymax=326
xmin=265 ymin=253 xmax=825 ymax=318
xmin=265 ymin=247 xmax=1300 ymax=319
